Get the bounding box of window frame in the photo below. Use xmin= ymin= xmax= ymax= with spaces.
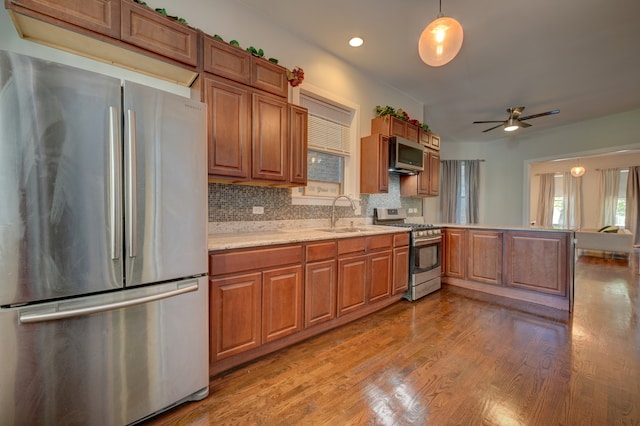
xmin=290 ymin=83 xmax=361 ymax=208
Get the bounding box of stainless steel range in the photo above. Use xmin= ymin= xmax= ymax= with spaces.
xmin=374 ymin=208 xmax=442 ymax=301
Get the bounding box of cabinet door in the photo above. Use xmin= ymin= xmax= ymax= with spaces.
xmin=444 ymin=229 xmax=466 ymax=278
xmin=289 ymin=104 xmax=308 ymax=185
xmin=252 ymin=93 xmax=288 ymax=182
xmin=10 ymin=0 xmax=121 ymax=38
xmin=430 ymin=133 xmax=441 ymax=150
xmin=505 ymin=232 xmax=568 ymax=296
xmin=305 ymin=260 xmax=337 ymax=328
xmin=429 ymin=151 xmax=440 ymax=195
xmin=468 ymin=230 xmax=503 ymax=285
xmin=121 ymin=0 xmax=198 ymax=66
xmin=251 ymin=57 xmax=288 ymax=98
xmin=337 ymin=255 xmax=367 ymax=316
xmin=262 ymin=265 xmax=303 ymax=343
xmin=369 ymin=251 xmax=392 ymax=303
xmin=393 ymin=246 xmax=410 ymax=294
xmin=204 ymin=77 xmax=251 ymax=178
xmin=202 ymin=35 xmax=251 ymax=84
xmin=360 ymin=134 xmax=389 ymax=194
xmin=210 ymin=272 xmax=261 ymax=362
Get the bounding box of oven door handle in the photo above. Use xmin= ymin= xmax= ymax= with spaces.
xmin=413 ymin=237 xmax=442 ymax=247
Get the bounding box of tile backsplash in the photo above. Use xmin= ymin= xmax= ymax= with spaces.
xmin=208 ymin=174 xmax=422 ymax=223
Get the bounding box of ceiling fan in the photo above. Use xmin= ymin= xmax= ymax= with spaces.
xmin=473 ymin=107 xmax=560 ymax=133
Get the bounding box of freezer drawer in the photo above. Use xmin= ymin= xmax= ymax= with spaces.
xmin=0 ymin=277 xmax=209 ymax=425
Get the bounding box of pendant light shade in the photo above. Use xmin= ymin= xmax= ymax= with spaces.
xmin=570 ymin=165 xmax=586 ymax=177
xmin=418 ymin=1 xmax=463 ymax=67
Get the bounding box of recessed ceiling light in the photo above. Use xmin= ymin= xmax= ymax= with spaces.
xmin=349 ymin=37 xmax=364 ymax=47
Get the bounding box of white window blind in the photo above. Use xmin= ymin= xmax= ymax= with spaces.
xmin=301 ymin=94 xmax=352 ymax=155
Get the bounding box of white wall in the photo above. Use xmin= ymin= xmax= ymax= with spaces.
xmin=438 ymin=108 xmax=640 ymax=226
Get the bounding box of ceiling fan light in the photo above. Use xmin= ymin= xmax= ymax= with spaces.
xmin=504 ymin=119 xmax=519 ymax=132
xmin=571 ymin=165 xmax=586 ymax=177
xmin=418 ymin=16 xmax=463 ymax=67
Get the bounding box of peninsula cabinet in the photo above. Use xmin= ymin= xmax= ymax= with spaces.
xmin=442 ymin=227 xmax=574 ymax=311
xmin=360 ymin=134 xmax=389 ymax=194
xmin=468 ymin=230 xmax=503 ymax=285
xmin=444 ymin=228 xmax=466 ymax=279
xmin=6 ymin=0 xmax=200 ymax=85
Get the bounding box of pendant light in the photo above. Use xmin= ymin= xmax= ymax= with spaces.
xmin=418 ymin=0 xmax=464 ymax=67
xmin=570 ymin=159 xmax=585 ymax=177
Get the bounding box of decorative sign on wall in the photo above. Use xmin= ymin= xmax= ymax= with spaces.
xmin=303 ymin=180 xmax=341 ymax=197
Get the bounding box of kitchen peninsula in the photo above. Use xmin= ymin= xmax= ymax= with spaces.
xmin=442 ymin=225 xmax=575 ymax=312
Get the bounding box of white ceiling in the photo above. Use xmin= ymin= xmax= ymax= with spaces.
xmin=238 ymin=0 xmax=640 ymax=144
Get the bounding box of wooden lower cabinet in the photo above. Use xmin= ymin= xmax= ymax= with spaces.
xmin=444 ymin=228 xmax=466 ymax=279
xmin=210 ymin=233 xmax=408 ymax=374
xmin=505 ymin=231 xmax=569 ymax=297
xmin=337 ymin=255 xmax=368 ymax=316
xmin=262 ymin=265 xmax=303 ymax=343
xmin=442 ymin=227 xmax=573 ymax=311
xmin=468 ymin=230 xmax=503 ymax=285
xmin=210 ymin=272 xmax=261 ymax=361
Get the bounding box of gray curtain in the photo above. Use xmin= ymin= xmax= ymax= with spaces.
xmin=561 ymin=172 xmax=582 ymax=229
xmin=536 ymin=173 xmax=555 ymax=227
xmin=626 ymin=166 xmax=640 ymax=244
xmin=598 ymin=168 xmax=620 ymax=226
xmin=465 ymin=160 xmax=480 ymax=224
xmin=440 ymin=160 xmax=462 ymax=223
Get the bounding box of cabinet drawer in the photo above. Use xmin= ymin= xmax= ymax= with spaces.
xmin=121 ymin=0 xmax=199 ymax=66
xmin=251 ymin=57 xmax=288 ymax=98
xmin=393 ymin=233 xmax=410 ymax=247
xmin=210 ymin=244 xmax=303 ymax=276
xmin=367 ymin=234 xmax=393 ymax=251
xmin=338 ymin=237 xmax=366 ymax=256
xmin=202 ymin=35 xmax=251 ymax=84
xmin=306 ymin=241 xmax=337 ymax=262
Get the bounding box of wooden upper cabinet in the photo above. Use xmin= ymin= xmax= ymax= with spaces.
xmin=430 ymin=133 xmax=441 ymax=150
xmin=204 ymin=76 xmax=251 ymax=179
xmin=360 ymin=134 xmax=389 ymax=194
xmin=400 ymin=150 xmax=439 ymax=197
xmin=289 ymin=104 xmax=308 ymax=186
xmin=419 ymin=130 xmax=441 ymax=151
xmin=251 ymin=57 xmax=288 ymax=98
xmin=252 ymin=92 xmax=288 ymax=182
xmin=9 ymin=0 xmax=121 ymax=38
xmin=371 ymin=116 xmax=420 ymax=143
xmin=120 ymin=0 xmax=199 ymax=67
xmin=202 ymin=35 xmax=251 ymax=84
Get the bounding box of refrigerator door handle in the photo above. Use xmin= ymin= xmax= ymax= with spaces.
xmin=109 ymin=106 xmax=122 ymax=260
xmin=126 ymin=109 xmax=138 ymax=259
xmin=19 ymin=281 xmax=199 ymax=324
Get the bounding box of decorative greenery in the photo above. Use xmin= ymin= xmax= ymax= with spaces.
xmin=375 ymin=105 xmax=429 ymax=131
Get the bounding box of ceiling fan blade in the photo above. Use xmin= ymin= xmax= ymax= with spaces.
xmin=482 ymin=124 xmax=504 ymax=132
xmin=519 ymin=121 xmax=532 ymax=128
xmin=519 ymin=109 xmax=560 ymax=121
xmin=473 ymin=120 xmax=505 ymax=124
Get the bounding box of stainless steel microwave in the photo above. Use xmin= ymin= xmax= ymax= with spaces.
xmin=389 ymin=136 xmax=425 ymax=174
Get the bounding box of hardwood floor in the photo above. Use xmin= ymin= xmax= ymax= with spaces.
xmin=147 ymin=257 xmax=640 ymax=425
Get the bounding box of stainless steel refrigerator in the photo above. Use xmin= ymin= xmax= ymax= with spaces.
xmin=0 ymin=50 xmax=209 ymax=425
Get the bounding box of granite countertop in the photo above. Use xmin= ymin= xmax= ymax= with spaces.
xmin=439 ymin=223 xmax=576 ymax=233
xmin=208 ymin=225 xmax=408 ymax=251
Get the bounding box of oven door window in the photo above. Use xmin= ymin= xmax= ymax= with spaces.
xmin=414 ymin=241 xmax=441 ymax=273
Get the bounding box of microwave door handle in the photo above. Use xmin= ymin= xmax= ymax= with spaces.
xmin=126 ymin=109 xmax=138 ymax=259
xmin=108 ymin=106 xmax=122 ymax=260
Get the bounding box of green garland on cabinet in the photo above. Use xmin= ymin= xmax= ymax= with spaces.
xmin=375 ymin=105 xmax=429 ymax=131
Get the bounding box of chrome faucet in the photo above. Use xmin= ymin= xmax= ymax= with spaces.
xmin=331 ymin=194 xmax=357 ymax=229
